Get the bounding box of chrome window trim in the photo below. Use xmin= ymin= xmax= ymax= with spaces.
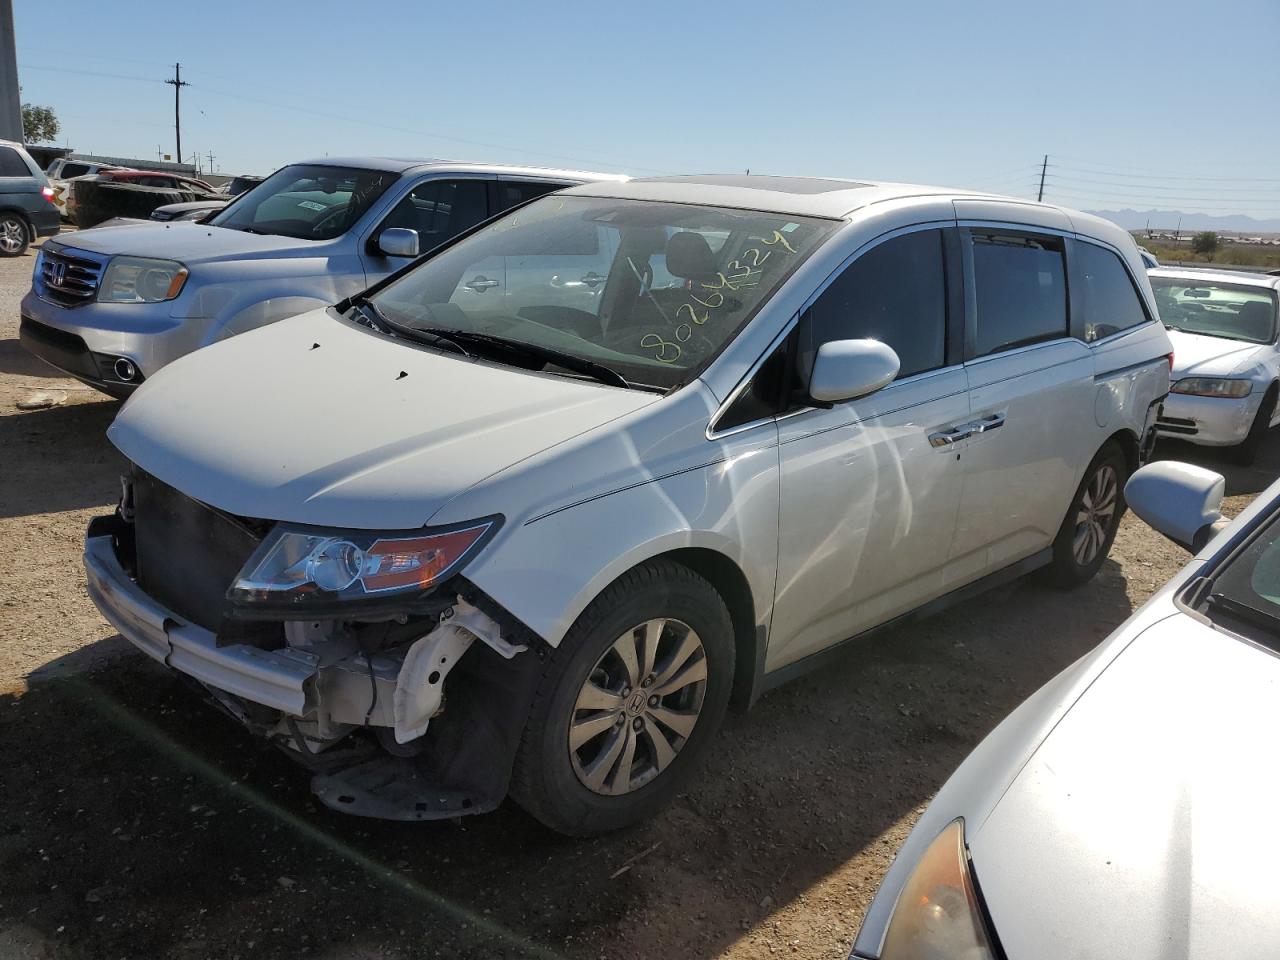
xmin=705 ymin=218 xmax=956 ymax=441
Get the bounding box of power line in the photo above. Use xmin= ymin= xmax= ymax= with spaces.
xmin=1051 ymin=155 xmax=1280 ymax=181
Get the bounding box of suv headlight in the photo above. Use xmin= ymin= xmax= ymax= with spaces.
xmin=878 ymin=820 xmax=999 ymax=960
xmin=100 ymin=256 xmax=189 ymax=303
xmin=1170 ymin=377 xmax=1252 ymax=399
xmin=228 ymin=518 xmax=500 ymax=614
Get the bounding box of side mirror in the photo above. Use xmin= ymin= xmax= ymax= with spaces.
xmin=809 ymin=339 xmax=900 ymax=405
xmin=1125 ymin=461 xmax=1228 ymax=552
xmin=378 ymin=227 xmax=420 ymax=259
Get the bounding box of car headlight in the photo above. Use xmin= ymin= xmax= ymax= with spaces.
xmin=99 ymin=256 xmax=188 ymax=303
xmin=878 ymin=820 xmax=998 ymax=960
xmin=227 ymin=518 xmax=500 ymax=613
xmin=1170 ymin=377 xmax=1252 ymax=399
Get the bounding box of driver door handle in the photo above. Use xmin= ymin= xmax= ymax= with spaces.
xmin=465 ymin=275 xmax=500 ymax=292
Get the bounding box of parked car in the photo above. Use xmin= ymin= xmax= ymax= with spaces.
xmin=218 ymin=174 xmax=263 ymax=197
xmin=21 ymin=158 xmax=625 ymax=396
xmin=81 ymin=175 xmax=1172 ymax=835
xmin=852 ymin=458 xmax=1277 ymax=960
xmin=1151 ymin=267 xmax=1280 ymax=463
xmin=149 ymin=199 xmax=227 ymax=222
xmin=67 ymin=170 xmax=221 ymax=227
xmin=0 ymin=139 xmax=60 ymax=256
xmin=43 ymin=157 xmax=122 ymax=220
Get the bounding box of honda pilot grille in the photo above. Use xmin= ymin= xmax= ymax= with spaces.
xmin=39 ymin=246 xmax=104 ymax=306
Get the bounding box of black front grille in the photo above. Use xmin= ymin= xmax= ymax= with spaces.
xmin=39 ymin=246 xmax=103 ymax=306
xmin=132 ymin=469 xmax=266 ymax=632
xmin=1157 ymin=416 xmax=1198 ymax=436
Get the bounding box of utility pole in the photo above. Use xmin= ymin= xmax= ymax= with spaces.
xmin=0 ymin=0 xmax=21 ymax=142
xmin=1036 ymin=154 xmax=1048 ymax=202
xmin=165 ymin=63 xmax=189 ymax=164
xmin=206 ymin=149 xmax=215 ymax=174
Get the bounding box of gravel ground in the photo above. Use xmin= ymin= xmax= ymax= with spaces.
xmin=1 ymin=239 xmax=1275 ymax=960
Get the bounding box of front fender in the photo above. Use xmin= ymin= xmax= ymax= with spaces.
xmin=211 ymin=295 xmax=334 ymax=345
xmin=460 ymin=446 xmax=780 ymax=649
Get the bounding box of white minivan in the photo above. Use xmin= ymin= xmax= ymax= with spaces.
xmin=84 ymin=175 xmax=1172 ymax=835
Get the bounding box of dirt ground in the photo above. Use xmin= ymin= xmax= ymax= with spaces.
xmin=1 ymin=239 xmax=1275 ymax=960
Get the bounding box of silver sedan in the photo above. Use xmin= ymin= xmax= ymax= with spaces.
xmin=853 ymin=459 xmax=1280 ymax=960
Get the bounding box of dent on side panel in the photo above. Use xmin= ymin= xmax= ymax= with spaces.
xmin=459 ymin=418 xmax=781 ymax=649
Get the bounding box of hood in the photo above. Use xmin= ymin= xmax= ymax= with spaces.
xmin=108 ymin=309 xmax=658 ymax=528
xmin=1168 ymin=328 xmax=1264 ymax=379
xmin=969 ymin=616 xmax=1280 ymax=960
xmin=54 ymin=221 xmax=308 ymax=265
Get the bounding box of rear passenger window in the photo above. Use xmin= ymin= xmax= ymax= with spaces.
xmin=800 ymin=229 xmax=948 ymax=380
xmin=0 ymin=147 xmax=30 ymax=178
xmin=971 ymin=233 xmax=1067 ymax=357
xmin=60 ymin=162 xmax=91 ymax=179
xmin=1075 ymin=241 xmax=1150 ymax=341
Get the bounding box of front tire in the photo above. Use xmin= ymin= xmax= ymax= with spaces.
xmin=1046 ymin=441 xmax=1128 ymax=588
xmin=511 ymin=560 xmax=735 ymax=836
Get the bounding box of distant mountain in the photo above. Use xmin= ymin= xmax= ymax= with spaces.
xmin=1084 ymin=208 xmax=1280 ymax=234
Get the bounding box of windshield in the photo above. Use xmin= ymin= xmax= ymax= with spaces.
xmin=1152 ymin=277 xmax=1279 ymax=344
xmin=366 ymin=195 xmax=834 ymax=390
xmin=208 ymin=164 xmax=396 ymax=241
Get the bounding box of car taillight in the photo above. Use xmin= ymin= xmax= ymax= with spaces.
xmin=40 ymin=186 xmax=55 ymax=204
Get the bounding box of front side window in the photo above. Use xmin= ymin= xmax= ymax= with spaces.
xmin=367 ymin=196 xmax=834 ymax=390
xmin=798 ymin=229 xmax=948 ymax=381
xmin=208 ymin=164 xmax=397 ymax=241
xmin=1195 ymin=510 xmax=1280 ymax=648
xmin=971 ymin=232 xmax=1068 ymax=357
xmin=1076 ymin=241 xmax=1150 ymax=341
xmin=381 ymin=179 xmax=490 ymax=253
xmin=1151 ymin=277 xmax=1278 ymax=345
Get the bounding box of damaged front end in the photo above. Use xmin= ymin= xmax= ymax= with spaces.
xmin=84 ymin=468 xmax=544 ymax=821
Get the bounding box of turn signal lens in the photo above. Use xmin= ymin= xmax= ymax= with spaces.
xmin=879 ymin=820 xmax=998 ymax=960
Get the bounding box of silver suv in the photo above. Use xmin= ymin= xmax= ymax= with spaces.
xmin=20 ymin=158 xmax=625 ymax=396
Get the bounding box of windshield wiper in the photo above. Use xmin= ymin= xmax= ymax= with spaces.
xmin=433 ymin=330 xmax=634 ymax=389
xmin=348 ymin=299 xmax=472 ymax=358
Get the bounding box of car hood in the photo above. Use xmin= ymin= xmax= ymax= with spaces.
xmin=108 ymin=309 xmax=658 ymax=528
xmin=1168 ymin=328 xmax=1264 ymax=378
xmin=970 ymin=615 xmax=1280 ymax=960
xmin=53 ymin=221 xmax=309 ymax=265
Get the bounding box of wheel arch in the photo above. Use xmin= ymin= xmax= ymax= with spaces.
xmin=0 ymin=206 xmax=34 ymax=238
xmin=1105 ymin=426 xmax=1141 ymax=477
xmin=650 ymin=547 xmax=762 ymax=711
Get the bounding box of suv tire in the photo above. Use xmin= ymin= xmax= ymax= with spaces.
xmin=511 ymin=559 xmax=734 ymax=836
xmin=1046 ymin=440 xmax=1128 ymax=588
xmin=0 ymin=214 xmax=29 ymax=257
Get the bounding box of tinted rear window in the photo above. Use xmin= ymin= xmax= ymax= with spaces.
xmin=0 ymin=147 xmax=31 ymax=178
xmin=972 ymin=233 xmax=1068 ymax=356
xmin=1076 ymin=242 xmax=1150 ymax=341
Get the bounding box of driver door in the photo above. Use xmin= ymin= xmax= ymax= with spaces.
xmin=361 ymin=176 xmax=494 ymax=285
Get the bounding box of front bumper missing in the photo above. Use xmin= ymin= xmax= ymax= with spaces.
xmin=84 ymin=532 xmax=396 ymax=723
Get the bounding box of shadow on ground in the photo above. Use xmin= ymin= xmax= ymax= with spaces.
xmin=1 ymin=559 xmax=1134 ymax=960
xmin=0 ymin=397 xmax=122 ymax=519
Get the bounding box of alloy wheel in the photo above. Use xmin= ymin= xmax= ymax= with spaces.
xmin=568 ymin=618 xmax=707 ymax=796
xmin=1073 ymin=463 xmax=1118 ymax=565
xmin=0 ymin=219 xmax=23 ymax=254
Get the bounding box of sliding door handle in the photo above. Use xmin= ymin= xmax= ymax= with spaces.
xmin=970 ymin=413 xmax=1006 ymax=434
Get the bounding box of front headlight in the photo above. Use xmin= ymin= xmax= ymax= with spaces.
xmin=227 ymin=518 xmax=500 ymax=613
xmin=99 ymin=256 xmax=188 ymax=303
xmin=1170 ymin=377 xmax=1253 ymax=399
xmin=878 ymin=820 xmax=998 ymax=960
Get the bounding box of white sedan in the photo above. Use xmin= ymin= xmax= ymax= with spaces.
xmin=852 ymin=460 xmax=1277 ymax=960
xmin=1152 ymin=268 xmax=1280 ymax=463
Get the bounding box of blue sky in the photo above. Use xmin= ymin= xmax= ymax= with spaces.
xmin=16 ymin=0 xmax=1280 ymax=219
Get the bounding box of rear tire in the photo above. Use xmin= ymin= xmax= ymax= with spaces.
xmin=1232 ymin=385 xmax=1276 ymax=467
xmin=511 ymin=560 xmax=734 ymax=837
xmin=1046 ymin=441 xmax=1128 ymax=588
xmin=0 ymin=214 xmax=29 ymax=257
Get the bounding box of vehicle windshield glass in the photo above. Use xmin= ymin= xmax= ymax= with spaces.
xmin=1151 ymin=277 xmax=1279 ymax=344
xmin=1204 ymin=511 xmax=1280 ymax=638
xmin=367 ymin=195 xmax=834 ymax=390
xmin=208 ymin=164 xmax=396 ymax=241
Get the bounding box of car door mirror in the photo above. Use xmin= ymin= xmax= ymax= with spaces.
xmin=1125 ymin=461 xmax=1228 ymax=552
xmin=378 ymin=228 xmax=419 ymax=259
xmin=809 ymin=339 xmax=900 ymax=405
